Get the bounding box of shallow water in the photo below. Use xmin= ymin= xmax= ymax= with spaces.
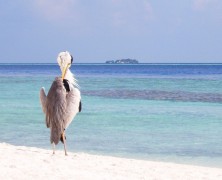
xmin=0 ymin=64 xmax=222 ymax=167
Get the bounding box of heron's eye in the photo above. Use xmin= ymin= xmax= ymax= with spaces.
xmin=71 ymin=55 xmax=73 ymax=64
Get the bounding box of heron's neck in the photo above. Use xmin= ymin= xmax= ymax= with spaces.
xmin=64 ymin=69 xmax=79 ymax=88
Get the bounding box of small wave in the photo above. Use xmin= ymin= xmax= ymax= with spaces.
xmin=82 ymin=90 xmax=222 ymax=103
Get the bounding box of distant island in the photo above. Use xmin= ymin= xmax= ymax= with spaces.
xmin=106 ymin=58 xmax=139 ymax=64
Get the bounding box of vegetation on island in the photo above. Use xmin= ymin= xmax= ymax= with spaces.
xmin=106 ymin=59 xmax=139 ymax=64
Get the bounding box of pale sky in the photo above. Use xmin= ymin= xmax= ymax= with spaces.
xmin=0 ymin=0 xmax=222 ymax=63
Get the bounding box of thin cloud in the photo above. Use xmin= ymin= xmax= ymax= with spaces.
xmin=193 ymin=0 xmax=217 ymax=10
xmin=32 ymin=0 xmax=80 ymax=22
xmin=31 ymin=0 xmax=154 ymax=23
xmin=30 ymin=0 xmax=154 ymax=34
xmin=143 ymin=0 xmax=154 ymax=20
xmin=110 ymin=0 xmax=154 ymax=27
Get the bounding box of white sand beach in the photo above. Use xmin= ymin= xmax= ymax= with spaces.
xmin=1 ymin=143 xmax=222 ymax=180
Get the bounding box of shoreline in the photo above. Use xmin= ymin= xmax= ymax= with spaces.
xmin=1 ymin=143 xmax=222 ymax=180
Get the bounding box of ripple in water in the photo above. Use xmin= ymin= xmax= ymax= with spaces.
xmin=83 ymin=90 xmax=222 ymax=103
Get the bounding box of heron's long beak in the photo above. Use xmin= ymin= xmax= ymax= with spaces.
xmin=61 ymin=64 xmax=70 ymax=80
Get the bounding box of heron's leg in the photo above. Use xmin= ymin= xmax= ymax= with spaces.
xmin=62 ymin=132 xmax=68 ymax=156
xmin=52 ymin=143 xmax=55 ymax=155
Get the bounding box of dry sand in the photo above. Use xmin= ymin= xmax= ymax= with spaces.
xmin=0 ymin=143 xmax=222 ymax=180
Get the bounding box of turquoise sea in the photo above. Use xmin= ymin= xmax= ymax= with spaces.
xmin=0 ymin=64 xmax=222 ymax=167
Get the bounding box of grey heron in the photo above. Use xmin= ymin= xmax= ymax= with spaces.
xmin=40 ymin=51 xmax=82 ymax=155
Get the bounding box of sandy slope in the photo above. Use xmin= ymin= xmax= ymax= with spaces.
xmin=0 ymin=143 xmax=222 ymax=180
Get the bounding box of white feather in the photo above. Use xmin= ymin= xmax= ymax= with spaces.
xmin=65 ymin=69 xmax=80 ymax=89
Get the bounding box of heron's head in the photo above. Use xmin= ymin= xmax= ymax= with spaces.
xmin=57 ymin=51 xmax=73 ymax=80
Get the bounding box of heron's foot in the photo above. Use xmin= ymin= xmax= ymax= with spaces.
xmin=52 ymin=143 xmax=56 ymax=155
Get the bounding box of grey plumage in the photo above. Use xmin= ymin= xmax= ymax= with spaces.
xmin=39 ymin=51 xmax=81 ymax=155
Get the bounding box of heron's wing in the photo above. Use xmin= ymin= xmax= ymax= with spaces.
xmin=46 ymin=78 xmax=67 ymax=144
xmin=64 ymin=87 xmax=81 ymax=129
xmin=39 ymin=87 xmax=47 ymax=114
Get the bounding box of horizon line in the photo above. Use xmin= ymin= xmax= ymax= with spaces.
xmin=1 ymin=62 xmax=222 ymax=65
